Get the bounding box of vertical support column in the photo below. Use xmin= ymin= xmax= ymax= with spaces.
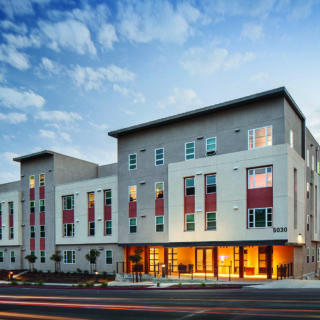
xmin=239 ymin=246 xmax=244 ymax=279
xmin=266 ymin=246 xmax=272 ymax=280
xmin=213 ymin=247 xmax=218 ymax=278
xmin=144 ymin=246 xmax=149 ymax=274
xmin=125 ymin=247 xmax=130 ymax=274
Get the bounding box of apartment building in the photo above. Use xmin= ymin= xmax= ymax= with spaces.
xmin=0 ymin=87 xmax=319 ymax=279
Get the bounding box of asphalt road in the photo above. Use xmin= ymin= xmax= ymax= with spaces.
xmin=0 ymin=286 xmax=319 ymax=319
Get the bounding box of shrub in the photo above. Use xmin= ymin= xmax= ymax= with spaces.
xmin=76 ymin=268 xmax=82 ymax=274
xmin=83 ymin=270 xmax=89 ymax=275
xmin=37 ymin=280 xmax=44 ymax=286
xmin=101 ymin=282 xmax=108 ymax=288
xmin=201 ymin=282 xmax=206 ymax=287
xmin=10 ymin=280 xmax=18 ymax=286
xmin=23 ymin=281 xmax=31 ymax=286
xmin=85 ymin=282 xmax=94 ymax=288
xmin=178 ymin=282 xmax=182 ymax=287
xmin=78 ymin=283 xmax=84 ymax=288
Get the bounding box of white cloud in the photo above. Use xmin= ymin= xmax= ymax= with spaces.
xmin=158 ymin=87 xmax=202 ymax=110
xmin=39 ymin=57 xmax=62 ymax=76
xmin=287 ymin=0 xmax=318 ymax=20
xmin=3 ymin=33 xmax=41 ymax=49
xmin=113 ymin=84 xmax=146 ymax=104
xmin=39 ymin=129 xmax=56 ymax=139
xmin=241 ymin=23 xmax=264 ymax=42
xmin=59 ymin=132 xmax=72 ymax=142
xmin=38 ymin=19 xmax=97 ymax=55
xmin=180 ymin=46 xmax=255 ymax=75
xmin=35 ymin=110 xmax=82 ymax=122
xmin=98 ymin=24 xmax=118 ymax=50
xmin=0 ymin=44 xmax=30 ymax=70
xmin=0 ymin=0 xmax=34 ymax=19
xmin=0 ymin=73 xmax=4 ymax=83
xmin=0 ymin=112 xmax=27 ymax=124
xmin=70 ymin=65 xmax=135 ymax=91
xmin=117 ymin=0 xmax=201 ymax=44
xmin=89 ymin=122 xmax=108 ymax=131
xmin=0 ymin=20 xmax=28 ymax=34
xmin=250 ymin=72 xmax=269 ymax=81
xmin=0 ymin=87 xmax=45 ymax=110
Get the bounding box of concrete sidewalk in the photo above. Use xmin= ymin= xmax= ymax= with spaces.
xmin=247 ymin=279 xmax=320 ymax=289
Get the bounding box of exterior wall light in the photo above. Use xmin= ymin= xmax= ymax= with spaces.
xmin=297 ymin=233 xmax=303 ymax=244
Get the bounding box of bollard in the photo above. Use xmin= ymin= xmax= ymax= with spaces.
xmin=95 ymin=271 xmax=99 ymax=283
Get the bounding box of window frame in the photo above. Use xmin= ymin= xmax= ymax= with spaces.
xmin=185 ymin=213 xmax=195 ymax=232
xmin=106 ymin=250 xmax=113 ymax=265
xmin=88 ymin=192 xmax=95 ymax=208
xmin=39 ymin=173 xmax=45 ymax=187
xmin=105 ymin=189 xmax=112 ymax=206
xmin=248 ymin=166 xmax=273 ymax=189
xmin=206 ymin=212 xmax=216 ymax=231
xmin=40 ymin=251 xmax=45 ymax=264
xmin=155 ymin=181 xmax=164 ymax=199
xmin=89 ymin=221 xmax=95 ymax=236
xmin=129 ymin=185 xmax=137 ymax=202
xmin=30 ymin=201 xmax=35 ymax=214
xmin=9 ymin=202 xmax=14 ymax=215
xmin=307 ymin=247 xmax=310 ymax=264
xmin=206 ymin=174 xmax=217 ymax=194
xmin=0 ymin=251 xmax=3 ymax=263
xmin=248 ymin=125 xmax=272 ymax=150
xmin=128 ymin=153 xmax=137 ymax=170
xmin=63 ymin=250 xmax=75 ymax=264
xmin=105 ymin=220 xmax=112 ymax=235
xmin=10 ymin=251 xmax=15 ymax=263
xmin=30 ymin=226 xmax=35 ymax=239
xmin=129 ymin=218 xmax=137 ymax=234
xmin=155 ymin=148 xmax=164 ymax=166
xmin=155 ymin=216 xmax=164 ymax=233
xmin=185 ymin=177 xmax=195 ymax=196
xmin=39 ymin=199 xmax=45 ymax=212
xmin=248 ymin=207 xmax=273 ymax=229
xmin=40 ymin=225 xmax=45 ymax=238
xmin=63 ymin=195 xmax=74 ymax=210
xmin=63 ymin=223 xmax=75 ymax=237
xmin=29 ymin=175 xmax=35 ymax=189
xmin=9 ymin=227 xmax=14 ymax=240
xmin=185 ymin=141 xmax=195 ymax=160
xmin=0 ymin=227 xmax=2 ymax=240
xmin=206 ymin=137 xmax=217 ymax=156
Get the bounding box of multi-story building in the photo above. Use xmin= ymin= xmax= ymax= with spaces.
xmin=0 ymin=87 xmax=319 ymax=279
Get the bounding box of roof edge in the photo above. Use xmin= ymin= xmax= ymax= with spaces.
xmin=13 ymin=150 xmax=54 ymax=162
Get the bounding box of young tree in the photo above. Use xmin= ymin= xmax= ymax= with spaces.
xmin=50 ymin=251 xmax=63 ymax=272
xmin=85 ymin=249 xmax=101 ymax=274
xmin=128 ymin=247 xmax=144 ymax=282
xmin=25 ymin=254 xmax=37 ymax=271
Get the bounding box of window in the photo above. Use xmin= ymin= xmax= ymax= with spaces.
xmin=206 ymin=174 xmax=216 ymax=193
xmin=129 ymin=186 xmax=136 ymax=202
xmin=318 ymin=248 xmax=320 ymax=262
xmin=40 ymin=251 xmax=45 ymax=263
xmin=10 ymin=251 xmax=15 ymax=263
xmin=106 ymin=250 xmax=112 ymax=265
xmin=290 ymin=130 xmax=294 ymax=148
xmin=248 ymin=208 xmax=272 ymax=228
xmin=307 ymin=248 xmax=310 ymax=264
xmin=0 ymin=203 xmax=2 ymax=216
xmin=105 ymin=190 xmax=111 ymax=206
xmin=30 ymin=226 xmax=35 ymax=239
xmin=63 ymin=223 xmax=74 ymax=237
xmin=185 ymin=177 xmax=195 ymax=196
xmin=40 ymin=225 xmax=45 ymax=238
xmin=29 ymin=175 xmax=35 ymax=188
xmin=307 ymin=150 xmax=310 ymax=167
xmin=0 ymin=227 xmax=2 ymax=240
xmin=206 ymin=212 xmax=216 ymax=230
xmin=0 ymin=251 xmax=3 ymax=263
xmin=185 ymin=142 xmax=195 ymax=160
xmin=30 ymin=201 xmax=35 ymax=213
xmin=307 ymin=183 xmax=310 ymax=199
xmin=312 ymin=248 xmax=315 ymax=263
xmin=31 ymin=251 xmax=35 ymax=257
xmin=156 ymin=216 xmax=164 ymax=232
xmin=248 ymin=126 xmax=272 ymax=149
xmin=39 ymin=173 xmax=45 ymax=187
xmin=9 ymin=202 xmax=13 ymax=215
xmin=155 ymin=182 xmax=164 ymax=199
xmin=155 ymin=148 xmax=164 ymax=166
xmin=312 ymin=156 xmax=315 ymax=171
xmin=307 ymin=215 xmax=310 ymax=232
xmin=129 ymin=218 xmax=137 ymax=233
xmin=185 ymin=214 xmax=195 ymax=231
xmin=206 ymin=137 xmax=217 ymax=156
xmin=63 ymin=195 xmax=74 ymax=210
xmin=129 ymin=153 xmax=137 ymax=170
xmin=9 ymin=227 xmax=14 ymax=240
xmin=39 ymin=199 xmax=45 ymax=212
xmin=248 ymin=167 xmax=272 ymax=189
xmin=105 ymin=220 xmax=112 ymax=235
xmin=89 ymin=221 xmax=95 ymax=236
xmin=64 ymin=250 xmax=75 ymax=264
xmin=88 ymin=192 xmax=94 ymax=208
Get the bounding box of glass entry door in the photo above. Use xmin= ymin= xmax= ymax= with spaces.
xmin=196 ymin=248 xmax=213 ymax=272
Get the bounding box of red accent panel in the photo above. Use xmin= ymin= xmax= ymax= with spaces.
xmin=247 ymin=187 xmax=273 ymax=209
xmin=29 ymin=188 xmax=35 ymax=201
xmin=30 ymin=213 xmax=35 ymax=226
xmin=129 ymin=202 xmax=137 ymax=218
xmin=40 ymin=238 xmax=45 ymax=250
xmin=39 ymin=186 xmax=45 ymax=199
xmin=63 ymin=210 xmax=74 ymax=224
xmin=30 ymin=238 xmax=35 ymax=251
xmin=205 ymin=193 xmax=217 ymax=212
xmin=9 ymin=215 xmax=13 ymax=227
xmin=88 ymin=207 xmax=95 ymax=222
xmin=155 ymin=199 xmax=164 ymax=216
xmin=40 ymin=212 xmax=45 ymax=225
xmin=184 ymin=195 xmax=195 ymax=214
xmin=104 ymin=206 xmax=112 ymax=221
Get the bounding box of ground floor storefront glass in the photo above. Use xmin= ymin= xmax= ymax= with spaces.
xmin=124 ymin=245 xmax=294 ymax=279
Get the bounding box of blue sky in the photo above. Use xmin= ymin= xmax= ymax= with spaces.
xmin=0 ymin=0 xmax=320 ymax=183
